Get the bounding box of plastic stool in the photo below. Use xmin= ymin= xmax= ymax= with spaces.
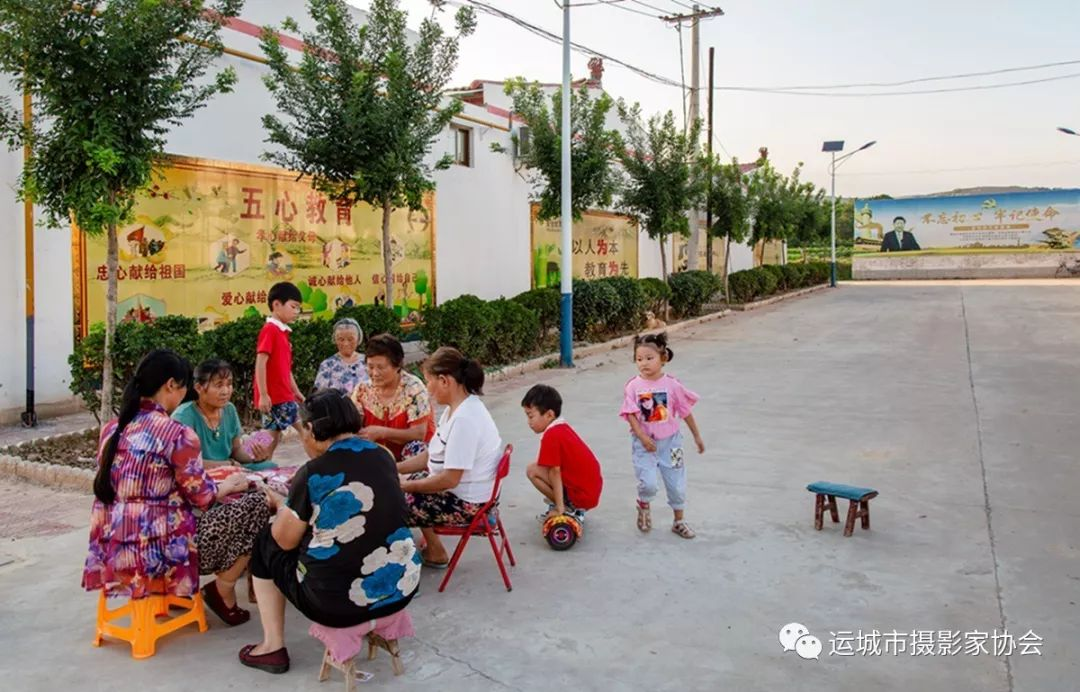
xmin=93 ymin=590 xmax=208 ymax=659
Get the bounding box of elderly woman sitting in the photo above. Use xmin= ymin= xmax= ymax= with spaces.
xmin=173 ymin=359 xmax=274 ymax=470
xmin=83 ymin=350 xmax=270 ymax=628
xmin=314 ymin=318 xmax=370 ymax=394
xmin=351 ymin=334 xmax=433 ymax=461
xmin=238 ymin=389 xmax=420 ymax=675
xmin=397 ymin=347 xmax=504 ymax=567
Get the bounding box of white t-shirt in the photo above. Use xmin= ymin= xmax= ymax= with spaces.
xmin=426 ymin=395 xmax=504 ymax=504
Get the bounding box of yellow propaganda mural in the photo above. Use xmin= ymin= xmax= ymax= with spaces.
xmin=674 ymin=219 xmax=726 ymax=272
xmin=75 ymin=156 xmax=435 ymax=334
xmin=754 ymin=239 xmax=785 ymax=267
xmin=530 ymin=204 xmax=639 ymax=287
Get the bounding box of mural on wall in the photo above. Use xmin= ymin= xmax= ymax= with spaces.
xmin=530 ymin=204 xmax=639 ymax=287
xmin=76 ymin=156 xmax=435 ymax=333
xmin=854 ymin=189 xmax=1080 ymax=253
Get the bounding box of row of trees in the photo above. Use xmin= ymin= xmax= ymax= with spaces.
xmin=504 ymin=81 xmax=837 ymax=291
xmin=0 ymin=0 xmax=473 ymax=418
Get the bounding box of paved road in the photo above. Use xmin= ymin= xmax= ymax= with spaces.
xmin=1 ymin=284 xmax=1076 ymax=691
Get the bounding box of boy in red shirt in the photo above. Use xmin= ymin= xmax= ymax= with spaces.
xmin=254 ymin=282 xmax=305 ymax=456
xmin=523 ymin=384 xmax=603 ymax=521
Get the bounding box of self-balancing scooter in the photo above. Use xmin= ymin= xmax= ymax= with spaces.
xmin=542 ymin=512 xmax=584 ymax=551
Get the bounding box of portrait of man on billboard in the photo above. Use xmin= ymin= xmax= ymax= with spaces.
xmin=880 ymin=216 xmax=921 ymax=252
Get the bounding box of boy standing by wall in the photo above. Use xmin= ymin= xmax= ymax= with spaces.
xmin=255 ymin=282 xmax=305 ymax=456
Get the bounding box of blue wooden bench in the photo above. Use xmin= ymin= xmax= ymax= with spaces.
xmin=806 ymin=481 xmax=879 ymax=537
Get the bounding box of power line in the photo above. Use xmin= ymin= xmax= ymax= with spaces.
xmin=837 ymin=159 xmax=1080 ymax=177
xmin=457 ymin=1 xmax=1080 ymax=98
xmin=741 ymin=58 xmax=1080 ymax=91
xmin=723 ymin=71 xmax=1080 ymax=97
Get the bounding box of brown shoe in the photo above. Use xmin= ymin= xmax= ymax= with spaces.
xmin=202 ymin=580 xmax=251 ymax=627
xmin=239 ymin=644 xmax=290 ymax=674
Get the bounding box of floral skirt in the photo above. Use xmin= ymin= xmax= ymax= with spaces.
xmin=403 ymin=472 xmax=485 ymax=527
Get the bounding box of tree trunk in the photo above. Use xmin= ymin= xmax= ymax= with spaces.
xmin=722 ymin=233 xmax=732 ymax=302
xmin=381 ymin=198 xmax=395 ymax=313
xmin=100 ymin=220 xmax=119 ymax=420
xmin=659 ymin=234 xmax=668 ymax=282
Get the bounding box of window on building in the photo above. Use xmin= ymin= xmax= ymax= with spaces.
xmin=452 ymin=126 xmax=472 ymax=167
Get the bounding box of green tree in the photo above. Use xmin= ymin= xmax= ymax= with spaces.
xmin=260 ymin=0 xmax=475 ymax=312
xmin=505 ymin=79 xmax=620 ymax=221
xmin=0 ymin=0 xmax=242 ymax=419
xmin=703 ymin=155 xmax=751 ymax=297
xmin=616 ymin=105 xmax=702 ymax=280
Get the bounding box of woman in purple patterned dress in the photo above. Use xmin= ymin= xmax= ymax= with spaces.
xmin=82 ymin=350 xmax=269 ymax=627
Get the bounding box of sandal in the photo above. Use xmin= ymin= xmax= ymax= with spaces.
xmin=636 ymin=501 xmax=652 ymax=532
xmin=239 ymin=644 xmax=290 ymax=674
xmin=672 ymin=520 xmax=696 ymax=539
xmin=202 ymin=580 xmax=251 ymax=627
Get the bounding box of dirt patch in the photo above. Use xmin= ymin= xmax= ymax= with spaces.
xmin=0 ymin=429 xmax=100 ymax=470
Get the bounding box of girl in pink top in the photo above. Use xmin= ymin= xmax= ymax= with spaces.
xmin=620 ymin=332 xmax=705 ymax=538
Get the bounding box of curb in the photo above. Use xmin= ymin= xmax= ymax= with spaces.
xmin=729 ymin=283 xmax=830 ymax=311
xmin=486 ymin=308 xmax=733 ymax=384
xmin=0 ymin=427 xmax=98 ymax=493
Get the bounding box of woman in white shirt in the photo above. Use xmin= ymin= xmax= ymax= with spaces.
xmin=397 ymin=347 xmax=504 ymax=568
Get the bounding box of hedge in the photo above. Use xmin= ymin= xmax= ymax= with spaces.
xmin=512 ymin=287 xmax=560 ymax=337
xmin=726 ymin=261 xmax=833 ymax=303
xmin=668 ymin=270 xmax=722 ymax=318
xmin=71 ymin=304 xmax=401 ymax=423
xmin=639 ymin=277 xmax=672 ymax=316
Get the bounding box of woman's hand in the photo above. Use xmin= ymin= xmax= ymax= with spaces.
xmin=217 ymin=472 xmax=249 ymax=498
xmin=248 ymin=440 xmax=270 ymax=461
xmin=358 ymin=426 xmax=387 ymax=441
xmin=261 ymin=484 xmax=285 ymax=512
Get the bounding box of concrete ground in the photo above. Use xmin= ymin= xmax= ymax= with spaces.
xmin=1 ymin=283 xmax=1077 ymax=691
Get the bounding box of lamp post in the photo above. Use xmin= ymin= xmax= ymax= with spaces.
xmin=822 ymin=139 xmax=876 ymax=287
xmin=559 ymin=1 xmax=573 ymax=366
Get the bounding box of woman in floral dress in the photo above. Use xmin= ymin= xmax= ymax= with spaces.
xmin=82 ymin=350 xmax=270 ymax=627
xmin=313 ymin=318 xmax=370 ymax=394
xmin=239 ymin=389 xmax=419 ymax=675
xmin=351 ymin=334 xmax=433 ymax=460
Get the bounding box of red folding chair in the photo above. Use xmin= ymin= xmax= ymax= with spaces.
xmin=433 ymin=445 xmax=516 ymax=592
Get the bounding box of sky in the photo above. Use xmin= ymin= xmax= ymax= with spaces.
xmin=358 ymin=0 xmax=1080 ymax=199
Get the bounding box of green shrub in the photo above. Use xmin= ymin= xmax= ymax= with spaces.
xmin=639 ymin=277 xmax=672 ymax=316
xmin=668 ymin=270 xmax=721 ymax=318
xmin=488 ymin=299 xmax=541 ymax=365
xmin=572 ymin=278 xmax=619 ymax=339
xmin=757 ymin=267 xmax=780 ymax=297
xmin=421 ymin=295 xmax=497 ymax=360
xmin=290 ymin=318 xmax=337 ymax=396
xmin=760 ymin=264 xmax=786 ymax=290
xmin=332 ymin=304 xmax=403 ymax=340
xmin=727 ymin=269 xmax=758 ymax=303
xmin=779 ymin=264 xmax=803 ymax=290
xmin=596 ymin=275 xmax=646 ymax=332
xmin=512 ymin=287 xmax=560 ymax=336
xmin=69 ymin=315 xmax=204 ymax=420
xmin=836 ymin=262 xmax=853 ymax=281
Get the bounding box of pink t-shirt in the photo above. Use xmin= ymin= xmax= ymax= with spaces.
xmin=620 ymin=374 xmax=699 ymax=441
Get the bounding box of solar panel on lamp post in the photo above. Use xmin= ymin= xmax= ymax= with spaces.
xmin=823 ymin=140 xmax=876 ymax=286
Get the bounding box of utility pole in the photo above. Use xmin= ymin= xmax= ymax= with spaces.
xmin=705 ymin=46 xmax=715 ymax=273
xmin=663 ymin=5 xmax=723 ymax=273
xmin=559 ymin=1 xmax=573 ymax=367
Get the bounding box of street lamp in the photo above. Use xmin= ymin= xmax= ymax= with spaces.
xmin=1058 ymin=126 xmax=1078 ymax=136
xmin=822 ymin=139 xmax=876 ymax=287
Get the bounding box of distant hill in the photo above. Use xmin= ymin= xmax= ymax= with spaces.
xmin=919 ymin=186 xmax=1057 ymax=198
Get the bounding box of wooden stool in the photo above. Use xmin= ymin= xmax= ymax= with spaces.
xmin=317 ymin=633 xmax=404 ymax=691
xmin=806 ymin=481 xmax=879 ymax=537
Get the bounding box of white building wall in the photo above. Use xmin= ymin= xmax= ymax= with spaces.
xmin=0 ymin=80 xmax=76 ymax=422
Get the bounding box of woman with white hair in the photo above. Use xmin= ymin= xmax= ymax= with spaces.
xmin=314 ymin=318 xmax=370 ymax=394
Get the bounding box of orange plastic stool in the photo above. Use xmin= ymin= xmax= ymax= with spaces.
xmin=93 ymin=588 xmax=208 ymax=659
